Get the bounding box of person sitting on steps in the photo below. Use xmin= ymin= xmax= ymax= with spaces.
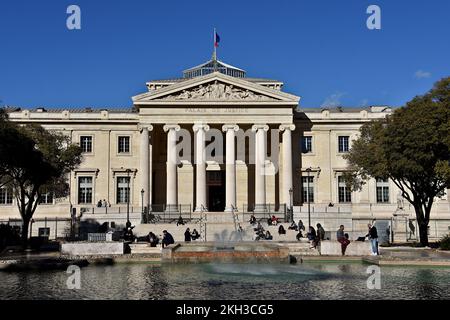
xmin=278 ymin=225 xmax=286 ymax=235
xmin=177 ymin=216 xmax=185 ymax=226
xmin=289 ymin=221 xmax=298 ymax=231
xmin=162 ymin=230 xmax=175 ymax=248
xmin=148 ymin=232 xmax=159 ymax=247
xmin=268 ymin=215 xmax=278 ymax=226
xmin=191 ymin=229 xmax=200 ymax=240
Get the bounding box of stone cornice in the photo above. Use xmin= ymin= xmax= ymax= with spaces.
xmin=133 ymin=72 xmax=300 ymax=104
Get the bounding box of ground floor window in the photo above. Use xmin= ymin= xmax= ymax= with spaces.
xmin=301 ymin=176 xmax=314 ymax=203
xmin=39 ymin=192 xmax=54 ymax=205
xmin=338 ymin=176 xmax=352 ymax=203
xmin=78 ymin=177 xmax=93 ymax=204
xmin=117 ymin=177 xmax=130 ymax=204
xmin=376 ymin=178 xmax=390 ymax=203
xmin=0 ymin=187 xmax=13 ymax=205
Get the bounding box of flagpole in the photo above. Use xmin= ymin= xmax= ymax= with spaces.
xmin=213 ymin=27 xmax=217 ymax=71
xmin=213 ymin=28 xmax=217 ymax=60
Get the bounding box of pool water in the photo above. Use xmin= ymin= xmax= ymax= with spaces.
xmin=0 ymin=262 xmax=449 ymax=300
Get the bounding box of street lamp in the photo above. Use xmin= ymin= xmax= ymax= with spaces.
xmin=141 ymin=189 xmax=145 ymax=214
xmin=306 ymin=167 xmax=312 ymax=229
xmin=141 ymin=189 xmax=145 ymax=223
xmin=289 ymin=188 xmax=293 ymax=223
xmin=126 ymin=169 xmax=132 ymax=228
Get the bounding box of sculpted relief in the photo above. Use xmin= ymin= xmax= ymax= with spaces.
xmin=161 ymin=81 xmax=276 ymax=101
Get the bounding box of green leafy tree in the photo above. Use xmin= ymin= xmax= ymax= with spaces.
xmin=344 ymin=77 xmax=450 ymax=246
xmin=0 ymin=113 xmax=82 ymax=245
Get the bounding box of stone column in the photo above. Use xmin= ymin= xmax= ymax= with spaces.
xmin=222 ymin=124 xmax=239 ymax=212
xmin=139 ymin=125 xmax=153 ymax=210
xmin=252 ymin=125 xmax=269 ymax=211
xmin=280 ymin=124 xmax=296 ymax=206
xmin=163 ymin=124 xmax=180 ymax=209
xmin=193 ymin=124 xmax=210 ymax=212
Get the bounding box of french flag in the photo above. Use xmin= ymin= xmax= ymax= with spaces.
xmin=214 ymin=31 xmax=220 ymax=48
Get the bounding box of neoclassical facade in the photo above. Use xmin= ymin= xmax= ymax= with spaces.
xmin=1 ymin=58 xmax=449 ymax=234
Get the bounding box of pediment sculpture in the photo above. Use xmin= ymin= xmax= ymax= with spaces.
xmin=161 ymin=82 xmax=276 ymax=101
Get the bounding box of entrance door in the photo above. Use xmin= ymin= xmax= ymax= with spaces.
xmin=207 ymin=171 xmax=225 ymax=211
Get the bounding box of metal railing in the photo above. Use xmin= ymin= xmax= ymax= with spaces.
xmin=87 ymin=233 xmax=107 ymax=242
xmin=141 ymin=204 xmax=193 ymax=224
xmin=243 ymin=203 xmax=287 ymax=222
xmin=198 ymin=205 xmax=207 ymax=242
xmin=231 ymin=205 xmax=243 ymax=241
xmin=0 ymin=217 xmax=73 ymax=240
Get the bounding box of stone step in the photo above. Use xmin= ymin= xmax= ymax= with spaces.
xmin=128 ymin=243 xmax=161 ymax=255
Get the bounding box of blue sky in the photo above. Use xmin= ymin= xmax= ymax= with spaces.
xmin=0 ymin=0 xmax=449 ymax=108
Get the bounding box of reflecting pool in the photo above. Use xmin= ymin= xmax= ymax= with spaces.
xmin=0 ymin=262 xmax=449 ymax=300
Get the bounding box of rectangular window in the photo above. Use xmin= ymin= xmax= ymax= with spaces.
xmin=301 ymin=136 xmax=313 ymax=154
xmin=301 ymin=176 xmax=314 ymax=203
xmin=0 ymin=187 xmax=13 ymax=205
xmin=376 ymin=178 xmax=390 ymax=203
xmin=80 ymin=136 xmax=93 ymax=153
xmin=78 ymin=177 xmax=93 ymax=204
xmin=338 ymin=176 xmax=352 ymax=203
xmin=116 ymin=177 xmax=130 ymax=204
xmin=338 ymin=136 xmax=350 ymax=153
xmin=39 ymin=192 xmax=54 ymax=205
xmin=118 ymin=136 xmax=130 ymax=154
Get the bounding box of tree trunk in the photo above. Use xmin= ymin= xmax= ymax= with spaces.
xmin=413 ymin=202 xmax=430 ymax=247
xmin=21 ymin=217 xmax=30 ymax=248
xmin=418 ymin=222 xmax=429 ymax=247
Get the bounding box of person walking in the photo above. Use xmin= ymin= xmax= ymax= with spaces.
xmin=317 ymin=223 xmax=326 ymax=241
xmin=367 ymin=224 xmax=379 ymax=255
xmin=337 ymin=225 xmax=350 ymax=255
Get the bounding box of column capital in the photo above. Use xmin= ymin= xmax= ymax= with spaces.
xmin=279 ymin=124 xmax=296 ymax=132
xmin=193 ymin=123 xmax=210 ymax=132
xmin=138 ymin=124 xmax=154 ymax=132
xmin=163 ymin=124 xmax=181 ymax=132
xmin=251 ymin=124 xmax=269 ymax=132
xmin=222 ymin=124 xmax=239 ymax=132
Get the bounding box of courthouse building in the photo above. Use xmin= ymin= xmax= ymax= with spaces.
xmin=1 ymin=57 xmax=449 ymax=238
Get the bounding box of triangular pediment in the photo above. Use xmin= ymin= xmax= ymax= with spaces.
xmin=132 ymin=72 xmax=300 ymax=105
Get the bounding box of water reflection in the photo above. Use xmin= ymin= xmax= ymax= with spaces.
xmin=0 ymin=263 xmax=449 ymax=300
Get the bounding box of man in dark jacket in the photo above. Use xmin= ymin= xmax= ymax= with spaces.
xmin=184 ymin=228 xmax=191 ymax=242
xmin=162 ymin=230 xmax=175 ymax=248
xmin=367 ymin=224 xmax=379 ymax=255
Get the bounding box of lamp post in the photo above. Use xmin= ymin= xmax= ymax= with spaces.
xmin=141 ymin=189 xmax=145 ymax=223
xmin=306 ymin=167 xmax=312 ymax=229
xmin=289 ymin=188 xmax=293 ymax=223
xmin=126 ymin=169 xmax=131 ymax=227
